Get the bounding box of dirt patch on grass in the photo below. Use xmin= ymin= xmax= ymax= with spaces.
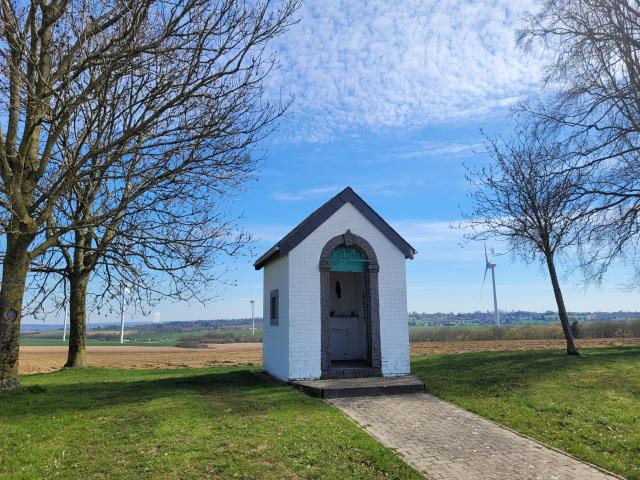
xmin=410 ymin=337 xmax=640 ymax=356
xmin=19 ymin=338 xmax=640 ymax=374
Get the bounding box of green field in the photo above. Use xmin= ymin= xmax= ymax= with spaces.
xmin=20 ymin=328 xmax=209 ymax=346
xmin=20 ymin=327 xmax=263 ymax=347
xmin=0 ymin=367 xmax=419 ymax=479
xmin=19 ymin=338 xmax=173 ymax=347
xmin=412 ymin=347 xmax=640 ymax=479
xmin=22 ymin=318 xmax=639 ymax=348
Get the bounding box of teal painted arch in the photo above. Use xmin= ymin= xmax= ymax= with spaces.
xmin=329 ymin=245 xmax=369 ymax=272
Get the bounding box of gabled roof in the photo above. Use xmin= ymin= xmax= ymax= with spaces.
xmin=254 ymin=186 xmax=416 ymax=270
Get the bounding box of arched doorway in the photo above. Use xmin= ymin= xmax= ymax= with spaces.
xmin=328 ymin=244 xmax=369 ymax=364
xmin=319 ymin=230 xmax=381 ymax=378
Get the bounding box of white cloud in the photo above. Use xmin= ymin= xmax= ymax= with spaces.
xmin=269 ymin=0 xmax=542 ymax=142
xmin=271 ymin=185 xmax=343 ymax=201
xmin=353 ymin=141 xmax=484 ymax=165
xmin=249 ymin=224 xmax=293 ymax=243
xmin=272 ymin=178 xmax=428 ymax=203
xmin=391 ymin=218 xmax=503 ymax=263
xmin=392 ymin=219 xmax=466 ymax=259
xmin=391 ymin=141 xmax=485 ymax=160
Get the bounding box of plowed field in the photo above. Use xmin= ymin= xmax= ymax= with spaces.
xmin=19 ymin=337 xmax=640 ymax=374
xmin=19 ymin=343 xmax=262 ymax=374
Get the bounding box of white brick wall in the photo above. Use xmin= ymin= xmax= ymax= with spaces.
xmin=262 ymin=255 xmax=289 ymax=381
xmin=287 ymin=202 xmax=410 ymax=379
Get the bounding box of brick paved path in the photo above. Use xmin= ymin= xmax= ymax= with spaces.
xmin=330 ymin=393 xmax=619 ymax=480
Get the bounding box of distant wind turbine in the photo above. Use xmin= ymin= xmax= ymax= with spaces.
xmin=119 ymin=282 xmax=130 ymax=344
xmin=243 ymin=297 xmax=256 ymax=335
xmin=482 ymin=243 xmax=500 ymax=327
xmin=62 ymin=297 xmax=67 ymax=342
xmin=62 ymin=277 xmax=68 ymax=342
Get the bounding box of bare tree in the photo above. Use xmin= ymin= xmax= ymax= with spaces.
xmin=463 ymin=128 xmax=594 ymax=355
xmin=0 ymin=0 xmax=299 ymax=391
xmin=34 ymin=189 xmax=251 ymax=368
xmin=518 ymin=0 xmax=640 ymax=161
xmin=518 ymin=0 xmax=640 ymax=284
xmin=40 ymin=35 xmax=269 ymax=368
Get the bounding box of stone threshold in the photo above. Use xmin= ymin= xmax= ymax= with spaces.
xmin=291 ymin=375 xmax=426 ymax=399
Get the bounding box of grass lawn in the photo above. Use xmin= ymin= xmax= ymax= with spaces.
xmin=412 ymin=346 xmax=640 ymax=479
xmin=0 ymin=367 xmax=419 ymax=479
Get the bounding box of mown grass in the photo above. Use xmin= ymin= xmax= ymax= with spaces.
xmin=412 ymin=347 xmax=640 ymax=479
xmin=0 ymin=367 xmax=419 ymax=480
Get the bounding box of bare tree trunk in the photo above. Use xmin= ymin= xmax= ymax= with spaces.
xmin=64 ymin=272 xmax=89 ymax=368
xmin=545 ymin=253 xmax=579 ymax=355
xmin=64 ymin=230 xmax=91 ymax=371
xmin=0 ymin=235 xmax=31 ymax=391
xmin=64 ymin=229 xmax=91 ymax=368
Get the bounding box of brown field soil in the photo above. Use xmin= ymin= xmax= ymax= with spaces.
xmin=19 ymin=343 xmax=262 ymax=374
xmin=19 ymin=338 xmax=640 ymax=374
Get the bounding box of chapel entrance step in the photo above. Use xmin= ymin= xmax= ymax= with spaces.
xmin=291 ymin=375 xmax=426 ymax=399
xmin=322 ymin=364 xmax=382 ymax=379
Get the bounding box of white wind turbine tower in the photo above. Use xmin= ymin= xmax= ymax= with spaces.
xmin=119 ymin=282 xmax=130 ymax=344
xmin=243 ymin=297 xmax=256 ymax=335
xmin=243 ymin=279 xmax=259 ymax=335
xmin=482 ymin=243 xmax=500 ymax=327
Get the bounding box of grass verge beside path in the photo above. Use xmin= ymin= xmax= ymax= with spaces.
xmin=412 ymin=347 xmax=640 ymax=479
xmin=0 ymin=367 xmax=420 ymax=480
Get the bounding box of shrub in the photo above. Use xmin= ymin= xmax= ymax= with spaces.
xmin=175 ymin=331 xmax=263 ymax=348
xmin=570 ymin=321 xmax=580 ymax=339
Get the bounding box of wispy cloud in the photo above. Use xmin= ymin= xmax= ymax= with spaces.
xmin=391 ymin=219 xmax=489 ymax=262
xmin=393 ymin=142 xmax=485 ymax=160
xmin=268 ymin=0 xmax=543 ymax=142
xmin=271 ymin=179 xmax=427 ymax=202
xmin=408 ymin=284 xmax=549 ymax=291
xmin=271 ymin=185 xmax=342 ymax=201
xmin=354 ymin=141 xmax=485 ymax=165
xmin=248 ymin=224 xmax=293 ymax=243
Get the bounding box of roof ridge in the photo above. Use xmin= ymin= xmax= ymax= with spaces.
xmin=254 ymin=186 xmax=415 ymax=270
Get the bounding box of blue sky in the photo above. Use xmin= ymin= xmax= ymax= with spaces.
xmin=77 ymin=0 xmax=638 ymax=324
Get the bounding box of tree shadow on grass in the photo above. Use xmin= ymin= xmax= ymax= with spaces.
xmin=411 ymin=346 xmax=640 ymax=397
xmin=1 ymin=368 xmax=321 ymax=420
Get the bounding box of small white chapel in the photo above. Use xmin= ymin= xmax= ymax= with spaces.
xmin=254 ymin=187 xmax=416 ymax=381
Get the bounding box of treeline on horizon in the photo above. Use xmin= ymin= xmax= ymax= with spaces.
xmin=409 ymin=311 xmax=640 ymax=324
xmin=22 ymin=310 xmax=640 ymax=332
xmin=20 ymin=318 xmax=261 ymax=333
xmin=409 ymin=320 xmax=640 ymax=343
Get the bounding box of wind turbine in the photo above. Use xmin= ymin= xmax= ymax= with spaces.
xmin=482 ymin=243 xmax=500 ymax=327
xmin=62 ymin=298 xmax=67 ymax=342
xmin=62 ymin=277 xmax=68 ymax=342
xmin=119 ymin=282 xmax=130 ymax=344
xmin=243 ymin=297 xmax=256 ymax=335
